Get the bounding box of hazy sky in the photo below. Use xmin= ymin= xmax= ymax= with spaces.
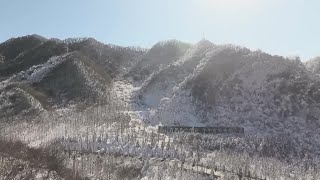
xmin=1 ymin=0 xmax=319 ymax=60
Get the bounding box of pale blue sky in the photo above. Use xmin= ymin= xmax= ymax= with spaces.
xmin=0 ymin=0 xmax=319 ymax=60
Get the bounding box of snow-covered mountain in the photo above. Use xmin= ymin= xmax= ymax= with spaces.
xmin=1 ymin=35 xmax=320 ymax=179
xmin=0 ymin=36 xmax=144 ymax=118
xmin=1 ymin=35 xmax=320 ymax=143
xmin=133 ymin=40 xmax=320 ymax=153
xmin=126 ymin=40 xmax=191 ymax=82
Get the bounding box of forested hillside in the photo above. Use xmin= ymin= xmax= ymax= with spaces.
xmin=1 ymin=35 xmax=320 ymax=179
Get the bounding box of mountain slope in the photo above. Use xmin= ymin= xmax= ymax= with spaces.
xmin=66 ymin=37 xmax=145 ymax=77
xmin=0 ymin=35 xmax=48 ymax=78
xmin=136 ymin=40 xmax=215 ymax=107
xmin=2 ymin=36 xmax=320 ymax=141
xmin=126 ymin=40 xmax=191 ymax=82
xmin=133 ymin=43 xmax=320 ymax=153
xmin=2 ymin=35 xmax=320 ymax=179
xmin=1 ymin=39 xmax=67 ymax=77
xmin=0 ymin=36 xmax=144 ymax=118
xmin=0 ymin=34 xmax=46 ymax=62
xmin=306 ymin=56 xmax=320 ymax=75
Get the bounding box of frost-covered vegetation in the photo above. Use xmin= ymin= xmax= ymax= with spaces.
xmin=1 ymin=35 xmax=320 ymax=179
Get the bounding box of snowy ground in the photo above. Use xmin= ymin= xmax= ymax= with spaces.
xmin=109 ymin=80 xmax=231 ymax=179
xmin=0 ymin=79 xmax=306 ymax=179
xmin=112 ymin=80 xmax=161 ymax=131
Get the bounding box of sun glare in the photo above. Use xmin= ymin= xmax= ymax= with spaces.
xmin=202 ymin=0 xmax=265 ymax=12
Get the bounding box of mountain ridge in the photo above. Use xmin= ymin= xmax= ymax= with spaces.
xmin=2 ymin=35 xmax=320 ymax=179
xmin=1 ymin=35 xmax=320 ymax=154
